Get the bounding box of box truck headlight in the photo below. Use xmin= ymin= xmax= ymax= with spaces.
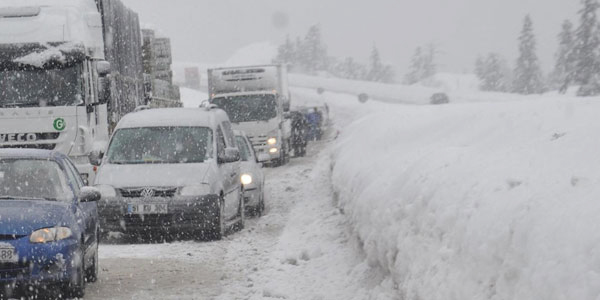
xmin=269 ymin=148 xmax=279 ymax=154
xmin=267 ymin=138 xmax=277 ymax=145
xmin=241 ymin=174 xmax=253 ymax=186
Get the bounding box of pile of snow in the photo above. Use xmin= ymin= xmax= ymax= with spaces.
xmin=224 ymin=41 xmax=277 ymax=66
xmin=179 ymin=87 xmax=208 ymax=108
xmin=331 ymin=96 xmax=600 ymax=299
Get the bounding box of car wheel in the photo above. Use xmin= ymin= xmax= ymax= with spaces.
xmin=86 ymin=232 xmax=99 ymax=283
xmin=208 ymin=196 xmax=226 ymax=240
xmin=64 ymin=248 xmax=86 ymax=298
xmin=233 ymin=188 xmax=245 ymax=231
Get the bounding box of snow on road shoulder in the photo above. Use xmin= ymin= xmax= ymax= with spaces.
xmin=331 ymin=97 xmax=600 ymax=299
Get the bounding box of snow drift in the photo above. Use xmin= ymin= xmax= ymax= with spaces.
xmin=331 ymin=96 xmax=600 ymax=299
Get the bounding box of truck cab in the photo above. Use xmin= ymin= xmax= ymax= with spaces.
xmin=0 ymin=1 xmax=111 ymax=183
xmin=208 ymin=65 xmax=292 ymax=165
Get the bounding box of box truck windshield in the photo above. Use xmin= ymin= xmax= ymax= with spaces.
xmin=0 ymin=65 xmax=83 ymax=108
xmin=212 ymin=94 xmax=278 ymax=123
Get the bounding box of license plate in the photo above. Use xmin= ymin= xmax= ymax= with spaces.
xmin=0 ymin=244 xmax=18 ymax=263
xmin=127 ymin=204 xmax=168 ymax=215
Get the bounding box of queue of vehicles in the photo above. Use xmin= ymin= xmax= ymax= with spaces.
xmin=0 ymin=1 xmax=304 ymax=298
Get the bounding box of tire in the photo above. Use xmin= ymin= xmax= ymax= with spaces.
xmin=233 ymin=188 xmax=245 ymax=232
xmin=86 ymin=233 xmax=99 ymax=283
xmin=208 ymin=196 xmax=226 ymax=240
xmin=64 ymin=249 xmax=86 ymax=298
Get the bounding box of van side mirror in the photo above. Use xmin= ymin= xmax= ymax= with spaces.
xmin=79 ymin=187 xmax=101 ymax=203
xmin=89 ymin=151 xmax=104 ymax=167
xmin=218 ymin=148 xmax=240 ymax=164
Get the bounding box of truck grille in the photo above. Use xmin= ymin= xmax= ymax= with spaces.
xmin=0 ymin=144 xmax=56 ymax=150
xmin=119 ymin=187 xmax=178 ymax=198
xmin=0 ymin=132 xmax=60 ymax=150
xmin=248 ymin=135 xmax=268 ymax=147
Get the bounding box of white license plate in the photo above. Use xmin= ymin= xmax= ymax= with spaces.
xmin=0 ymin=245 xmax=18 ymax=263
xmin=127 ymin=204 xmax=168 ymax=215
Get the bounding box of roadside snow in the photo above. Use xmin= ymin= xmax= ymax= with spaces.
xmin=331 ymin=95 xmax=600 ymax=300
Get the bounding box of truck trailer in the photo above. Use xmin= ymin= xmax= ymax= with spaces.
xmin=208 ymin=64 xmax=292 ymax=165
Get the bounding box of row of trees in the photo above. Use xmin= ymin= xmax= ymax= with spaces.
xmin=477 ymin=0 xmax=600 ymax=96
xmin=273 ymin=25 xmax=395 ymax=83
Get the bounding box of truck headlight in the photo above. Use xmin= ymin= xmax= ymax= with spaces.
xmin=30 ymin=227 xmax=73 ymax=244
xmin=269 ymin=148 xmax=279 ymax=154
xmin=267 ymin=137 xmax=277 ymax=145
xmin=241 ymin=174 xmax=253 ymax=186
xmin=96 ymin=185 xmax=117 ymax=198
xmin=180 ymin=185 xmax=211 ymax=196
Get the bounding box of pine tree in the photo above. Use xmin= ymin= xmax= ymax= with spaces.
xmin=574 ymin=0 xmax=600 ymax=85
xmin=404 ymin=47 xmax=424 ymax=84
xmin=422 ymin=44 xmax=437 ymax=79
xmin=367 ymin=46 xmax=384 ymax=81
xmin=300 ymin=25 xmax=328 ymax=73
xmin=476 ymin=53 xmax=509 ymax=92
xmin=551 ymin=20 xmax=576 ymax=93
xmin=513 ymin=15 xmax=545 ymax=94
xmin=274 ymin=35 xmax=295 ymax=65
xmin=573 ymin=0 xmax=600 ymax=95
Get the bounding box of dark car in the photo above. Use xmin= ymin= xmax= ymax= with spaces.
xmin=0 ymin=149 xmax=101 ymax=299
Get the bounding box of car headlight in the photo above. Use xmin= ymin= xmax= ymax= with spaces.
xmin=30 ymin=227 xmax=73 ymax=244
xmin=96 ymin=185 xmax=117 ymax=197
xmin=241 ymin=174 xmax=253 ymax=186
xmin=180 ymin=185 xmax=211 ymax=196
xmin=267 ymin=137 xmax=277 ymax=145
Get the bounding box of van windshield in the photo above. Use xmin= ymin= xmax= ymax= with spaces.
xmin=107 ymin=127 xmax=213 ymax=165
xmin=212 ymin=94 xmax=278 ymax=123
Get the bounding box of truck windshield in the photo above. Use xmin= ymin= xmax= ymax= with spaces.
xmin=107 ymin=127 xmax=214 ymax=165
xmin=0 ymin=66 xmax=83 ymax=108
xmin=212 ymin=94 xmax=278 ymax=123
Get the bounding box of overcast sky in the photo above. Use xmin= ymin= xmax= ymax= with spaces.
xmin=122 ymin=0 xmax=578 ymax=74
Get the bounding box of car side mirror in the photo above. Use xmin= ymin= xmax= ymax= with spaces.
xmin=89 ymin=151 xmax=104 ymax=167
xmin=79 ymin=187 xmax=101 ymax=203
xmin=218 ymin=148 xmax=240 ymax=164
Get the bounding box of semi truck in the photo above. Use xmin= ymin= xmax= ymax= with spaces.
xmin=141 ymin=28 xmax=181 ymax=108
xmin=0 ymin=0 xmax=178 ymax=182
xmin=208 ymin=64 xmax=292 ymax=165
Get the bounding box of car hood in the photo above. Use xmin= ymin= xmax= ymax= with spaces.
xmin=0 ymin=200 xmax=71 ymax=236
xmin=95 ymin=162 xmax=212 ymax=188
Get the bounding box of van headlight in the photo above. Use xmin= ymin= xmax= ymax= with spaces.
xmin=30 ymin=227 xmax=73 ymax=244
xmin=180 ymin=185 xmax=211 ymax=196
xmin=96 ymin=185 xmax=117 ymax=197
xmin=241 ymin=174 xmax=253 ymax=186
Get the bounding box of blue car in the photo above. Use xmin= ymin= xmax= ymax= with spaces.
xmin=0 ymin=149 xmax=101 ymax=299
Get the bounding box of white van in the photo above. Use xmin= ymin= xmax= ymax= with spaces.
xmin=93 ymin=107 xmax=244 ymax=240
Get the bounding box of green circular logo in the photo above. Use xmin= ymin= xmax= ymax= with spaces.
xmin=53 ymin=118 xmax=66 ymax=131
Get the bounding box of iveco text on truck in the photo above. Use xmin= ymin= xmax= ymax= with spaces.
xmin=208 ymin=65 xmax=292 ymax=166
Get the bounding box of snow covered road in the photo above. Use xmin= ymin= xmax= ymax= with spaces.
xmin=83 ymin=88 xmax=395 ymax=300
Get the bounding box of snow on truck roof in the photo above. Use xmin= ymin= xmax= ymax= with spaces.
xmin=116 ymin=108 xmax=230 ymax=130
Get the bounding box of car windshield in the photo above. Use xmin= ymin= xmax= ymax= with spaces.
xmin=235 ymin=136 xmax=252 ymax=161
xmin=107 ymin=127 xmax=213 ymax=164
xmin=0 ymin=159 xmax=73 ymax=202
xmin=212 ymin=94 xmax=278 ymax=123
xmin=0 ymin=65 xmax=83 ymax=108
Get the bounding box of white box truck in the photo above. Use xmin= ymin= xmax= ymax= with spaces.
xmin=208 ymin=65 xmax=292 ymax=165
xmin=0 ymin=0 xmax=148 ymax=183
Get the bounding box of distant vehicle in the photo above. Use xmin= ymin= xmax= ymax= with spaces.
xmin=94 ymin=108 xmax=244 ymax=240
xmin=234 ymin=131 xmax=265 ymax=216
xmin=0 ymin=0 xmax=180 ymax=185
xmin=290 ymin=110 xmax=308 ymax=157
xmin=0 ymin=149 xmax=101 ymax=299
xmin=430 ymin=92 xmax=450 ymax=105
xmin=208 ymin=64 xmax=292 ymax=166
xmin=358 ymin=93 xmax=370 ymax=103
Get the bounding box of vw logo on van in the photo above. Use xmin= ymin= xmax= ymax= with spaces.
xmin=140 ymin=188 xmax=155 ymax=199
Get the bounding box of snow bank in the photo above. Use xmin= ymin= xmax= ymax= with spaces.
xmin=331 ymin=97 xmax=600 ymax=299
xmin=179 ymin=87 xmax=208 ymax=108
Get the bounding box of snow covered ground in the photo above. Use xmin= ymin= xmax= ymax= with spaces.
xmin=329 ymin=93 xmax=600 ymax=299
